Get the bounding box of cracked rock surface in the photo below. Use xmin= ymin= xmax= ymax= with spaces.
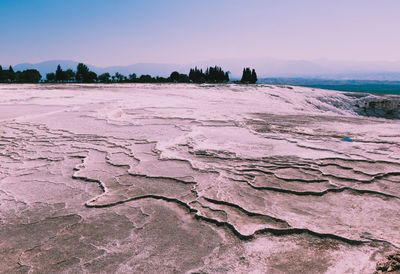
xmin=0 ymin=83 xmax=399 ymax=273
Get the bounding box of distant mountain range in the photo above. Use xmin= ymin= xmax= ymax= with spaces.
xmin=6 ymin=58 xmax=400 ymax=81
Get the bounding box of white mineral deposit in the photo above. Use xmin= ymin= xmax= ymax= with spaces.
xmin=1 ymin=83 xmax=399 ymax=273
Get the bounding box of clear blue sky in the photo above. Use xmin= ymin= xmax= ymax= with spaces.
xmin=1 ymin=0 xmax=399 ymax=66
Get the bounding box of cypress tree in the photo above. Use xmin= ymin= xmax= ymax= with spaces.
xmin=8 ymin=65 xmax=16 ymax=82
xmin=246 ymin=68 xmax=251 ymax=81
xmin=189 ymin=67 xmax=206 ymax=83
xmin=224 ymin=72 xmax=230 ymax=82
xmin=0 ymin=65 xmax=4 ymax=82
xmin=241 ymin=67 xmax=257 ymax=84
xmin=56 ymin=65 xmax=63 ymax=82
xmin=251 ymin=69 xmax=258 ymax=84
xmin=241 ymin=68 xmax=246 ymax=83
xmin=189 ymin=69 xmax=193 ymax=81
xmin=241 ymin=68 xmax=248 ymax=83
xmin=202 ymin=66 xmax=227 ymax=83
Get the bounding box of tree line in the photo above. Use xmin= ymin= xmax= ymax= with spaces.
xmin=0 ymin=63 xmax=258 ymax=84
xmin=0 ymin=65 xmax=42 ymax=83
xmin=46 ymin=63 xmax=233 ymax=84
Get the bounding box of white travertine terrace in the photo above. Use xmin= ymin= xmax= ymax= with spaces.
xmin=0 ymin=83 xmax=399 ymax=273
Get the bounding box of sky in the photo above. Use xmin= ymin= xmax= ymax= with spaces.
xmin=1 ymin=0 xmax=400 ymax=67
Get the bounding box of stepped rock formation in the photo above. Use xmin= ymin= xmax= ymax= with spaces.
xmin=0 ymin=83 xmax=399 ymax=273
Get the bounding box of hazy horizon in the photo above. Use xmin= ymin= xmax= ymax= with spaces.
xmin=6 ymin=58 xmax=400 ymax=81
xmin=6 ymin=57 xmax=400 ymax=69
xmin=1 ymin=0 xmax=400 ymax=67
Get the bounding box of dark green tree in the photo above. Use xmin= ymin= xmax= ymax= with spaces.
xmin=46 ymin=72 xmax=56 ymax=82
xmin=64 ymin=69 xmax=75 ymax=82
xmin=241 ymin=67 xmax=257 ymax=84
xmin=156 ymin=76 xmax=169 ymax=83
xmin=114 ymin=72 xmax=126 ymax=82
xmin=0 ymin=65 xmax=6 ymax=82
xmin=240 ymin=68 xmax=249 ymax=83
xmin=87 ymin=71 xmax=98 ymax=83
xmin=189 ymin=67 xmax=205 ymax=83
xmin=189 ymin=66 xmax=228 ymax=83
xmin=241 ymin=68 xmax=246 ymax=82
xmin=55 ymin=64 xmax=67 ymax=82
xmin=128 ymin=73 xmax=137 ymax=82
xmin=76 ymin=63 xmax=89 ymax=83
xmin=169 ymin=71 xmax=189 ymax=83
xmin=76 ymin=63 xmax=96 ymax=83
xmin=16 ymin=69 xmax=42 ymax=83
xmin=204 ymin=66 xmax=227 ymax=83
xmin=8 ymin=66 xmax=16 ymax=82
xmin=170 ymin=71 xmax=180 ymax=82
xmin=225 ymin=71 xmax=230 ymax=82
xmin=98 ymin=73 xmax=111 ymax=83
xmin=251 ymin=69 xmax=257 ymax=84
xmin=138 ymin=75 xmax=156 ymax=83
